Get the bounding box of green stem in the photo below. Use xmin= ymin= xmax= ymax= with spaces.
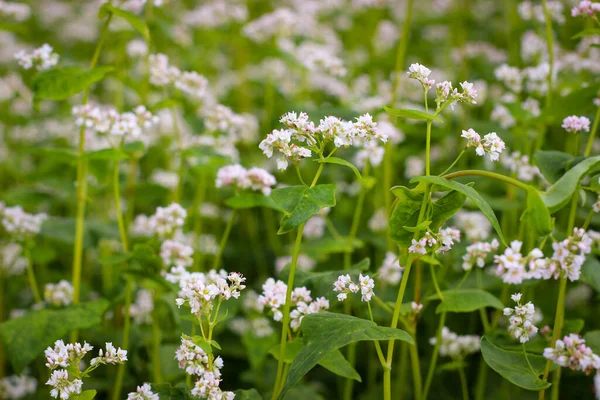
xmin=584 ymin=106 xmax=600 ymax=157
xmin=454 ymin=268 xmax=472 ymax=291
xmin=367 ymin=302 xmax=388 ymax=368
xmin=192 ymin=172 xmax=207 ymax=271
xmin=152 ymin=295 xmax=163 ymax=383
xmin=425 ymin=122 xmax=432 ymax=176
xmin=272 ymin=224 xmax=306 ymax=400
xmin=390 ymin=0 xmax=414 ymax=106
xmin=345 ymin=162 xmax=370 ymax=269
xmin=170 ymin=107 xmax=184 ymax=203
xmin=458 ymin=365 xmax=470 ymax=400
xmin=212 ymin=210 xmax=236 ymax=271
xmin=541 ymin=0 xmax=554 ymax=107
xmin=439 ymin=150 xmax=466 ymax=177
xmin=422 ymin=311 xmax=447 ymax=400
xmin=71 ymin=11 xmax=113 ymax=342
xmin=444 ymin=169 xmax=530 ymax=191
xmin=523 ymin=344 xmax=536 ymax=376
xmin=24 ymin=246 xmax=41 ymax=304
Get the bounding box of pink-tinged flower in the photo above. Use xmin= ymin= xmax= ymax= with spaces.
xmin=562 ymin=115 xmax=591 ymax=133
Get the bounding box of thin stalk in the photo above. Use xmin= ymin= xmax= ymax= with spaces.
xmin=425 ymin=122 xmax=432 ymax=176
xmin=152 ymin=297 xmax=163 ymax=383
xmin=170 ymin=107 xmax=184 ymax=203
xmin=0 ymin=276 xmax=4 ymax=377
xmin=71 ymin=12 xmax=113 ymax=342
xmin=444 ymin=170 xmax=530 ymax=191
xmin=272 ymin=224 xmax=306 ymax=400
xmin=439 ymin=150 xmax=466 ymax=177
xmin=367 ymin=302 xmax=388 ymax=368
xmin=541 ymin=0 xmax=555 ymax=107
xmin=584 ymin=106 xmax=600 ymax=157
xmin=458 ymin=365 xmax=470 ymax=400
xmin=409 ymin=332 xmax=423 ymax=400
xmin=212 ymin=210 xmax=236 ymax=271
xmin=192 ymin=172 xmax=207 ymax=271
xmin=476 ymin=269 xmax=491 ymax=332
xmin=345 ymin=162 xmax=370 ymax=269
xmin=523 ymin=344 xmax=537 ymax=376
xmin=422 ymin=312 xmax=447 ymax=400
xmin=24 ymin=246 xmax=41 ymax=304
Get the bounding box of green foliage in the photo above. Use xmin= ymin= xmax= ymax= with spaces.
xmin=0 ymin=300 xmax=109 ymax=373
xmin=534 ymin=151 xmax=574 ymax=184
xmin=317 ymin=157 xmax=364 ymax=182
xmin=278 ymin=312 xmax=413 ymax=398
xmin=388 ymin=186 xmax=423 ymax=245
xmin=572 ymin=29 xmax=600 ymax=39
xmin=581 ymin=257 xmax=600 ymax=292
xmin=270 ymin=184 xmax=337 ymax=234
xmin=32 ymin=66 xmax=114 ymax=100
xmin=431 ymin=289 xmax=504 ymax=313
xmin=383 ymin=105 xmax=443 ymax=122
xmin=523 ymin=187 xmax=553 ymax=237
xmin=78 ymin=390 xmax=97 ymax=400
xmin=481 ymin=337 xmax=552 ymax=391
xmin=98 ymin=3 xmax=150 ymax=40
xmin=225 ymin=193 xmax=281 ymax=210
xmin=430 ymin=189 xmax=467 ymax=230
xmin=234 ymin=389 xmax=263 ymax=400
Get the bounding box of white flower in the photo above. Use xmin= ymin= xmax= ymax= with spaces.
xmin=44 ymin=280 xmax=74 ymax=307
xmin=129 ymin=289 xmax=155 ymax=325
xmin=430 ymin=327 xmax=480 ymax=359
xmin=91 ymin=343 xmax=128 ymax=366
xmin=358 ymin=274 xmax=375 ymax=302
xmin=15 ymin=44 xmax=58 ymax=71
xmin=562 ymin=116 xmax=591 ymax=133
xmin=461 ymin=129 xmax=505 ymax=161
xmin=462 ymin=239 xmax=499 ymax=271
xmin=408 ymin=238 xmax=428 ymax=255
xmin=504 ymin=294 xmax=538 ymax=343
xmin=544 ymin=333 xmax=600 ymax=374
xmin=127 ymin=383 xmax=159 ymax=400
xmin=378 ymin=252 xmax=404 ymax=285
xmin=160 ymin=240 xmax=194 ymax=269
xmin=407 ymin=63 xmax=435 ymax=89
xmin=1 ymin=206 xmax=47 ymax=241
xmin=0 ymin=373 xmax=37 ymax=399
xmin=148 ymin=203 xmax=187 ymax=239
xmin=46 ymin=370 xmax=82 ymax=399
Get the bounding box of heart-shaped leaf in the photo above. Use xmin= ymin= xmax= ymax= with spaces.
xmin=99 ymin=3 xmax=150 ymax=40
xmin=430 ymin=289 xmax=504 ymax=313
xmin=389 ymin=186 xmax=424 ymax=245
xmin=33 ymin=66 xmax=114 ymax=101
xmin=271 ymin=184 xmax=336 ymax=234
xmin=225 ymin=193 xmax=281 ymax=211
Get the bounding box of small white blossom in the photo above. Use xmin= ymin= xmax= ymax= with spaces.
xmin=503 ymin=293 xmax=539 ymax=343
xmin=15 ymin=44 xmax=58 ymax=70
xmin=127 ymin=383 xmax=159 ymax=400
xmin=44 ymin=280 xmax=74 ymax=307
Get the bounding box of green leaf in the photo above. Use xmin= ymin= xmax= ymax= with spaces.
xmin=82 ymin=147 xmax=129 ymax=161
xmin=0 ymin=300 xmax=109 ymax=372
xmin=78 ymin=390 xmax=97 ymax=400
xmin=411 ymin=176 xmax=507 ymax=246
xmin=122 ymin=140 xmax=146 ymax=157
xmin=269 ymin=339 xmax=361 ymax=382
xmin=420 ymin=255 xmax=441 ymax=266
xmin=234 ymin=389 xmax=263 ymax=400
xmin=99 ymin=4 xmax=150 ymax=40
xmin=182 ymin=334 xmax=213 ymax=354
xmin=33 ymin=66 xmax=114 ymax=101
xmin=28 ymin=147 xmax=78 ymax=164
xmin=572 ymin=28 xmax=600 ymax=39
xmin=584 ymin=330 xmax=600 ymax=354
xmin=563 ymin=319 xmax=585 ymax=334
xmin=402 ymin=220 xmax=431 ymax=233
xmin=225 ymin=193 xmax=281 ymax=211
xmin=480 ymin=336 xmax=551 ymax=391
xmin=582 ymin=257 xmax=600 ymax=292
xmin=383 ymin=105 xmax=442 ymax=122
xmin=534 ymin=151 xmax=574 ymax=184
xmin=317 ymin=157 xmax=363 ymax=181
xmin=242 ymin=331 xmax=278 ymax=369
xmin=388 ymin=186 xmax=423 ymax=245
xmin=151 ymin=383 xmax=192 ymax=399
xmin=279 ymin=312 xmax=413 ymax=398
xmin=540 ymin=155 xmax=600 ymax=213
xmin=430 ymin=189 xmax=468 ymax=230
xmin=523 ymin=187 xmax=552 ymax=237
xmin=97 ymin=252 xmax=131 ymax=265
xmin=431 ymin=289 xmax=504 ymax=313
xmin=271 ymin=184 xmax=336 ymax=234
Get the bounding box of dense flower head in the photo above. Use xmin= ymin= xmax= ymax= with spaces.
xmin=333 ymin=274 xmax=375 ymax=302
xmin=0 ymin=1 xmax=31 ymax=21
xmin=45 ymin=340 xmax=93 ymax=370
xmin=462 ymin=239 xmax=500 ymax=271
xmin=409 ymin=227 xmax=460 ymax=255
xmin=90 ymin=343 xmax=128 ymax=366
xmin=46 ymin=370 xmax=82 ymax=400
xmin=127 ymin=383 xmax=159 ymax=400
xmin=72 ymin=104 xmax=159 ymax=139
xmin=455 ymin=211 xmax=492 ymax=240
xmin=562 ymin=115 xmax=591 ymax=133
xmin=215 ymin=164 xmax=276 ymax=196
xmin=544 ymin=333 xmax=600 ymax=374
xmin=160 ymin=239 xmax=194 ymax=269
xmin=461 ymin=129 xmax=505 ymax=161
xmin=495 ymin=64 xmax=522 ymax=93
xmin=1 ymin=205 xmax=47 ymax=241
xmin=503 ymin=293 xmax=539 ymax=343
xmin=275 ymin=254 xmax=316 ymax=274
xmin=15 ymin=44 xmax=58 ymax=70
xmin=148 ymin=203 xmax=187 ymax=239
xmin=44 ymin=280 xmax=74 ymax=307
xmin=571 ymin=1 xmax=600 ymax=17
xmin=502 ymin=151 xmax=541 ymax=182
xmin=430 ymin=327 xmax=480 ymax=359
xmin=176 ymin=270 xmax=246 ymax=315
xmin=407 ymin=63 xmax=435 ymax=89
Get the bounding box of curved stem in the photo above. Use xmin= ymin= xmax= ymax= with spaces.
xmin=24 ymin=246 xmax=41 ymax=304
xmin=439 ymin=150 xmax=466 ymax=177
xmin=272 ymin=224 xmax=305 ymax=400
xmin=345 ymin=162 xmax=370 ymax=269
xmin=584 ymin=106 xmax=600 ymax=157
xmin=523 ymin=344 xmax=537 ymax=376
xmin=443 ymin=169 xmax=530 ymax=191
xmin=454 ymin=268 xmax=472 ymax=291
xmin=422 ymin=311 xmax=447 ymax=400
xmin=212 ymin=210 xmax=236 ymax=271
xmin=458 ymin=364 xmax=470 ymax=400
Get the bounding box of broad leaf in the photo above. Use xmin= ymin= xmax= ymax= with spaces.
xmin=563 ymin=319 xmax=584 ymax=334
xmin=481 ymin=336 xmax=551 ymax=391
xmin=271 ymin=184 xmax=336 ymax=234
xmin=572 ymin=28 xmax=600 ymax=39
xmin=403 ymin=220 xmax=431 ymax=233
xmin=541 ymin=83 xmax=600 ymax=126
xmin=430 ymin=189 xmax=467 ymax=230
xmin=99 ymin=4 xmax=150 ymax=40
xmin=411 ymin=176 xmax=507 ymax=245
xmin=33 ymin=66 xmax=114 ymax=100
xmin=388 ymin=186 xmax=423 ymax=245
xmin=383 ymin=105 xmax=442 ymax=122
xmin=523 ymin=187 xmax=552 ymax=236
xmin=234 ymin=389 xmax=263 ymax=400
xmin=82 ymin=147 xmax=129 ymax=161
xmin=317 ymin=157 xmax=363 ymax=181
xmin=582 ymin=257 xmax=600 ymax=292
xmin=534 ymin=151 xmax=573 ymax=184
xmin=431 ymin=289 xmax=504 ymax=313
xmin=225 ymin=193 xmax=281 ymax=211
xmin=151 ymin=383 xmax=192 ymax=399
xmin=269 ymin=339 xmax=361 ymax=382
xmin=78 ymin=390 xmax=97 ymax=400
xmin=540 ymin=155 xmax=600 ymax=213
xmin=584 ymin=330 xmax=600 ymax=354
xmin=241 ymin=331 xmax=278 ymax=370
xmin=0 ymin=300 xmax=109 ymax=372
xmin=279 ymin=312 xmax=413 ymax=398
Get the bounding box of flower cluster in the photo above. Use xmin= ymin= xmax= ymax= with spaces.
xmin=333 ymin=274 xmax=375 ymax=302
xmin=462 ymin=239 xmax=500 ymax=270
xmin=0 ymin=373 xmax=37 ymax=399
xmin=72 ymin=104 xmax=159 ymax=140
xmin=0 ymin=243 xmax=27 ymax=276
xmin=461 ymin=128 xmax=506 ymax=162
xmin=215 ymin=164 xmax=276 ymax=196
xmin=176 ymin=270 xmax=246 ymax=316
xmin=45 ymin=340 xmax=126 ymax=399
xmin=503 ymin=293 xmax=539 ymax=343
xmin=146 ymin=203 xmax=187 ymax=239
xmin=259 ymin=112 xmax=387 ymax=171
xmin=1 ymin=205 xmax=47 ymax=242
xmin=455 ymin=211 xmax=492 ymax=240
xmin=571 ymin=1 xmax=600 ymax=17
xmin=409 ymin=227 xmax=461 ymax=255
xmin=43 ymin=280 xmax=74 ymax=307
xmin=562 ymin=115 xmax=591 ymax=133
xmin=494 ymin=241 xmax=546 ymax=284
xmin=274 ymin=254 xmax=316 ymax=274
xmin=430 ymin=327 xmax=481 ymax=359
xmin=543 ymin=333 xmax=600 ymax=374
xmin=130 ymin=289 xmax=155 ymax=325
xmin=502 ymin=151 xmax=541 ymax=182
xmin=127 ymin=383 xmax=159 ymax=400
xmin=149 ymin=54 xmax=212 ymax=102
xmin=175 ymin=337 xmax=234 ymax=400
xmin=0 ymin=1 xmax=31 ymax=21
xmin=377 ymin=252 xmax=404 ymax=285
xmin=407 ymin=63 xmax=435 ymax=89
xmin=161 ymin=240 xmax=194 ymax=269
xmin=14 ymin=44 xmax=58 ymax=70
xmin=258 ymin=278 xmax=329 ymax=327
